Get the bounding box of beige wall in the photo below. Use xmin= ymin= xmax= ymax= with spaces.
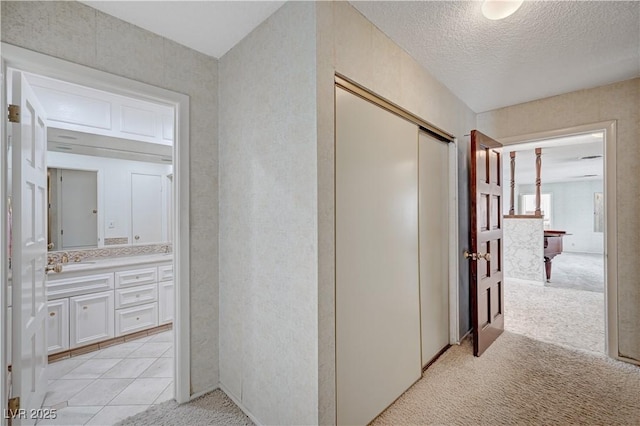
xmin=1 ymin=1 xmax=220 ymax=395
xmin=218 ymin=2 xmax=318 ymax=424
xmin=316 ymin=2 xmax=477 ymax=423
xmin=477 ymin=78 xmax=640 ymax=361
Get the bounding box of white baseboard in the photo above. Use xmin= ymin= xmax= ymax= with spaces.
xmin=219 ymin=383 xmax=264 ymax=426
xmin=189 ymin=386 xmax=218 ymax=401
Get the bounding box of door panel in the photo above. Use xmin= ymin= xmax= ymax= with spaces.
xmin=336 ymin=87 xmax=421 ymax=425
xmin=470 ymin=130 xmax=504 ymax=356
xmin=418 ymin=132 xmax=450 ymax=366
xmin=131 ymin=173 xmax=162 ymax=244
xmin=10 ymin=69 xmax=49 ymax=425
xmin=60 ymin=169 xmax=97 ymax=249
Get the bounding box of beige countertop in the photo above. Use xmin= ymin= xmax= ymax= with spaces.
xmin=47 ymin=253 xmax=173 ymax=278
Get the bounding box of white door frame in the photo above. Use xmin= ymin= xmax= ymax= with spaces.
xmin=0 ymin=43 xmax=192 ymax=406
xmin=498 ymin=120 xmax=620 ymax=361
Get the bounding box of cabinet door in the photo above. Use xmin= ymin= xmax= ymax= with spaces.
xmin=47 ymin=299 xmax=70 ymax=354
xmin=70 ymin=291 xmax=115 ymax=348
xmin=158 ymin=280 xmax=174 ymax=325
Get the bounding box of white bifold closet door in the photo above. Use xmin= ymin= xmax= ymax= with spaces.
xmin=419 ymin=132 xmax=450 ymax=366
xmin=336 ymin=87 xmax=422 ymax=425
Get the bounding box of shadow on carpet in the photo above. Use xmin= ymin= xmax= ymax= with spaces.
xmin=117 ymin=390 xmax=253 ymax=426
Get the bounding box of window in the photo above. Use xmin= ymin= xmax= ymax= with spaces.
xmin=521 ymin=193 xmax=552 ymax=228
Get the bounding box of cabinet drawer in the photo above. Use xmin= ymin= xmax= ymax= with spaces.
xmin=115 ymin=267 xmax=157 ymax=288
xmin=115 ymin=284 xmax=157 ymax=309
xmin=116 ymin=302 xmax=158 ymax=336
xmin=158 ymin=264 xmax=173 ymax=282
xmin=48 ymin=273 xmax=114 ymax=300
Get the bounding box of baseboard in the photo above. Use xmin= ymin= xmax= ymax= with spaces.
xmin=189 ymin=386 xmax=218 ymax=401
xmin=219 ymin=383 xmax=264 ymax=426
xmin=459 ymin=328 xmax=472 ymax=344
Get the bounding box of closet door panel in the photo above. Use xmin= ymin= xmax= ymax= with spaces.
xmin=419 ymin=132 xmax=451 ymax=366
xmin=336 ymin=87 xmax=422 ymax=426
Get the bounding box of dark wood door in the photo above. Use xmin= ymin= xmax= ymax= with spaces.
xmin=470 ymin=130 xmax=504 ymax=356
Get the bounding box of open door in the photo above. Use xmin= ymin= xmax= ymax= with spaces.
xmin=469 ymin=130 xmax=504 ymax=356
xmin=8 ymin=69 xmax=48 ymax=424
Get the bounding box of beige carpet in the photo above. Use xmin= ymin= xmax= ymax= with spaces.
xmin=505 ymin=278 xmax=605 ymax=353
xmin=120 ymin=332 xmax=640 ymax=425
xmin=117 ymin=390 xmax=253 ymax=426
xmin=373 ymin=332 xmax=640 ymax=425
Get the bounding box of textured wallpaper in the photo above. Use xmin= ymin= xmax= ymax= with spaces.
xmin=504 ymin=218 xmax=545 ymax=282
xmin=218 ymin=3 xmax=318 ymax=424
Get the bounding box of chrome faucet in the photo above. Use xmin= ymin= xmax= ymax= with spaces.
xmin=60 ymin=252 xmax=69 ymax=264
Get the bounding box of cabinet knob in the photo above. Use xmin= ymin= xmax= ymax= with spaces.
xmin=135 ymin=276 xmax=139 ymax=280
xmin=49 ymin=312 xmax=55 ymax=317
xmin=136 ymin=317 xmax=140 ymax=321
xmin=134 ymin=235 xmax=140 ymax=240
xmin=83 ymin=306 xmax=88 ymax=310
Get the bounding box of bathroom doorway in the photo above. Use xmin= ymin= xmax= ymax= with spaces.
xmin=1 ymin=44 xmax=191 ymax=424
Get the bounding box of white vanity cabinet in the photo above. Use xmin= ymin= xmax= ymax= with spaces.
xmin=157 ymin=263 xmax=174 ymax=325
xmin=70 ymin=291 xmax=115 ymax=348
xmin=46 ymin=272 xmax=115 ymax=354
xmin=47 ymin=299 xmax=70 ymax=353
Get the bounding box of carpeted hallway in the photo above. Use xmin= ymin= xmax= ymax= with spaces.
xmin=120 ymin=332 xmax=640 ymax=425
xmin=371 ymin=332 xmax=640 ymax=425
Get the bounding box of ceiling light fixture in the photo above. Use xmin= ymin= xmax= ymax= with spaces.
xmin=481 ymin=0 xmax=524 ymax=20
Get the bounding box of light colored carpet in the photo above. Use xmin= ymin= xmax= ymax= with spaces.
xmin=546 ymin=252 xmax=604 ymax=293
xmin=373 ymin=331 xmax=640 ymax=425
xmin=505 ymin=278 xmax=605 ymax=353
xmin=116 ymin=390 xmax=253 ymax=426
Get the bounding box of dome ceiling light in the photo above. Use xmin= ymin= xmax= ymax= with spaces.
xmin=481 ymin=0 xmax=524 ymax=20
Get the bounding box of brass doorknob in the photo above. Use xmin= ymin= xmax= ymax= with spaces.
xmin=463 ymin=251 xmax=491 ymax=261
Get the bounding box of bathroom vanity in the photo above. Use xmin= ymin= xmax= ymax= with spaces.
xmin=46 ymin=254 xmax=174 ymax=356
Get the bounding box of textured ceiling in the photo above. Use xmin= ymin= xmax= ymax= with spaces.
xmin=351 ymin=1 xmax=640 ymax=112
xmin=81 ymin=1 xmax=640 ymax=113
xmin=81 ymin=1 xmax=285 ymax=58
xmin=503 ymin=134 xmax=604 ymax=184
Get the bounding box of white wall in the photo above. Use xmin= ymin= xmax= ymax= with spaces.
xmin=2 ymin=0 xmax=219 ymax=394
xmin=520 ymin=180 xmax=604 ymax=254
xmin=48 ymin=151 xmax=172 ymax=246
xmin=218 ymin=3 xmax=318 ymax=424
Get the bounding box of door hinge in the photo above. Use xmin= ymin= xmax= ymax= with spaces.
xmin=8 ymin=396 xmax=20 ymax=412
xmin=8 ymin=105 xmax=20 ymax=123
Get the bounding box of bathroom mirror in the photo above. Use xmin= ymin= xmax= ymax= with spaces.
xmin=47 ymin=128 xmax=173 ymax=252
xmin=48 ymin=167 xmax=99 ymax=251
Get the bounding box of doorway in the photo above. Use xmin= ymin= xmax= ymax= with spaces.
xmin=1 ymin=44 xmax=191 ymax=424
xmin=498 ymin=122 xmax=617 ymax=357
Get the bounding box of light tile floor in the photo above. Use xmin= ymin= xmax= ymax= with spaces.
xmin=37 ymin=331 xmax=174 ymax=426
